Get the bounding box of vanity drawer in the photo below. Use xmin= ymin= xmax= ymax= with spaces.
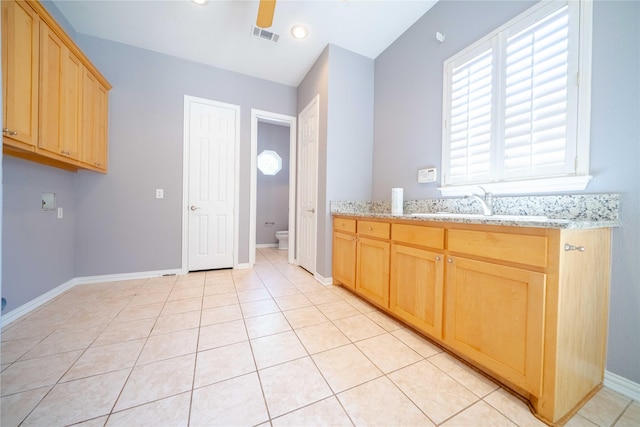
xmin=357 ymin=220 xmax=390 ymax=239
xmin=448 ymin=229 xmax=548 ymax=267
xmin=334 ymin=217 xmax=356 ymax=233
xmin=392 ymin=224 xmax=445 ymax=249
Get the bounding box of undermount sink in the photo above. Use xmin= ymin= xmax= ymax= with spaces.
xmin=411 ymin=212 xmax=555 ymax=222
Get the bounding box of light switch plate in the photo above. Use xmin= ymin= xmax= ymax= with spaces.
xmin=156 ymin=189 xmax=164 ymax=199
xmin=418 ymin=168 xmax=437 ymax=183
xmin=57 ymin=207 xmax=63 ymax=219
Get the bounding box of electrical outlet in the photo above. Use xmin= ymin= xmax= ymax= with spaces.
xmin=156 ymin=189 xmax=164 ymax=199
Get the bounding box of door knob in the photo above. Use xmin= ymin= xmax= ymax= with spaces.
xmin=190 ymin=205 xmax=200 ymax=211
xmin=306 ymin=208 xmax=315 ymax=213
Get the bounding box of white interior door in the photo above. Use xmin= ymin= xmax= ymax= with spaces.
xmin=297 ymin=95 xmax=319 ymax=274
xmin=186 ymin=97 xmax=238 ymax=271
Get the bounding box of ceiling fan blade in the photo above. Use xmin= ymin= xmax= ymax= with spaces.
xmin=256 ymin=0 xmax=276 ymax=29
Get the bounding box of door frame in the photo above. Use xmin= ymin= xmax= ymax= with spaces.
xmin=181 ymin=95 xmax=241 ymax=273
xmin=249 ymin=109 xmax=297 ymax=266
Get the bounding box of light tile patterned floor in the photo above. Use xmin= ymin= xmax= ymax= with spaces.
xmin=1 ymin=248 xmax=637 ymax=426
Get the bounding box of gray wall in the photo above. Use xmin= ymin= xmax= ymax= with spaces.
xmin=256 ymin=122 xmax=290 ymax=245
xmin=0 ymin=0 xmax=79 ymax=315
xmin=73 ymin=34 xmax=297 ymax=275
xmin=2 ymin=24 xmax=296 ymax=311
xmin=373 ymin=0 xmax=640 ymax=383
xmin=297 ymin=47 xmax=330 ymax=274
xmin=324 ymin=45 xmax=374 ymax=276
xmin=2 ymin=157 xmax=76 ymax=312
xmin=298 ymin=45 xmax=374 ymax=278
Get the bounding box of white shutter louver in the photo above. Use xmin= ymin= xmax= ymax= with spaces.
xmin=448 ymin=48 xmax=493 ymax=184
xmin=503 ymin=6 xmax=570 ymax=179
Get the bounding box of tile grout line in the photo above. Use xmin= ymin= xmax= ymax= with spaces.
xmin=185 ymin=275 xmax=207 ymax=427
xmin=103 ymin=275 xmax=174 ymax=424
xmin=235 ymin=268 xmax=274 ymax=425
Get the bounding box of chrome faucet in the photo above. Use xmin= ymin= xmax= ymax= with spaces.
xmin=465 ymin=186 xmax=494 ymax=216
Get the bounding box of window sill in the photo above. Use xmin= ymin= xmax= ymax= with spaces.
xmin=438 ymin=175 xmax=593 ymax=197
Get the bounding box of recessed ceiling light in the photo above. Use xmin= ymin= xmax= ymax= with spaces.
xmin=290 ymin=25 xmax=309 ymax=40
xmin=191 ymin=0 xmax=208 ymax=5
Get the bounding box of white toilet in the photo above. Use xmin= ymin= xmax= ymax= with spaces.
xmin=275 ymin=231 xmax=289 ymax=250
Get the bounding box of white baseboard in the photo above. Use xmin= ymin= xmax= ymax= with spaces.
xmin=604 ymin=370 xmax=640 ymax=401
xmin=235 ymin=263 xmax=252 ymax=270
xmin=256 ymin=243 xmax=278 ymax=248
xmin=1 ymin=269 xmax=183 ymax=328
xmin=75 ymin=268 xmax=184 ymax=285
xmin=1 ymin=278 xmax=77 ymax=327
xmin=314 ymin=273 xmax=333 ymax=286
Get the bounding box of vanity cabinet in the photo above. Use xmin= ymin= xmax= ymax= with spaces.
xmin=390 ymin=224 xmax=445 ymax=340
xmin=332 ymin=218 xmax=390 ymax=308
xmin=332 ymin=215 xmax=612 ymax=425
xmin=332 ymin=218 xmax=357 ymax=290
xmin=2 ymin=0 xmax=111 ymax=173
xmin=445 ymin=256 xmax=546 ymax=395
xmin=444 ymin=228 xmax=548 ymax=395
xmin=355 ymin=221 xmax=390 ymax=308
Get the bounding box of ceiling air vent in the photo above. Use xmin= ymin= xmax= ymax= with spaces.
xmin=251 ymin=26 xmax=280 ymax=44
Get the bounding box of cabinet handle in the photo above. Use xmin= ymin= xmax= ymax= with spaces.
xmin=8 ymin=130 xmax=17 ymax=136
xmin=447 ymin=258 xmax=453 ymax=263
xmin=368 ymin=226 xmax=373 ymax=231
xmin=564 ymin=243 xmax=585 ymax=252
xmin=435 ymin=256 xmax=441 ymax=261
xmin=2 ymin=128 xmax=8 ymax=133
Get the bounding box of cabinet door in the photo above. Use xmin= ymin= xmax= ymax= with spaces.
xmin=80 ymin=68 xmax=108 ymax=171
xmin=2 ymin=0 xmax=39 ymax=148
xmin=356 ymin=237 xmax=390 ymax=308
xmin=60 ymin=48 xmax=81 ymax=158
xmin=38 ymin=22 xmax=63 ymax=154
xmin=390 ymin=245 xmax=444 ymax=339
xmin=333 ymin=232 xmax=357 ymax=290
xmin=445 ymin=256 xmax=545 ymax=395
xmin=39 ymin=23 xmax=81 ymax=160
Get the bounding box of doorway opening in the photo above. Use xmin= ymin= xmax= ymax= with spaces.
xmin=250 ymin=109 xmax=297 ymax=267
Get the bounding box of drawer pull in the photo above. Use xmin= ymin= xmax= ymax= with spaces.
xmin=368 ymin=226 xmax=373 ymax=231
xmin=564 ymin=243 xmax=585 ymax=252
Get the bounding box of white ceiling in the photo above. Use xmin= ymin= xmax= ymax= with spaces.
xmin=52 ymin=0 xmax=438 ymax=87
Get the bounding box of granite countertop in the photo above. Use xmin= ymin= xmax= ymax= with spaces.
xmin=331 ymin=194 xmax=621 ymax=230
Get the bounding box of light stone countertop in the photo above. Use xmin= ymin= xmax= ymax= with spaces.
xmin=331 ymin=194 xmax=621 ymax=230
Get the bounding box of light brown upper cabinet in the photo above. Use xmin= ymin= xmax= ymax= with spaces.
xmin=2 ymin=0 xmax=39 ymax=150
xmin=2 ymin=0 xmax=111 ymax=173
xmin=80 ymin=66 xmax=108 ymax=171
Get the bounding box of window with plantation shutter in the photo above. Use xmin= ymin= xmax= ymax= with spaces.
xmin=441 ymin=0 xmax=592 ymax=196
xmin=448 ymin=45 xmax=493 ymax=185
